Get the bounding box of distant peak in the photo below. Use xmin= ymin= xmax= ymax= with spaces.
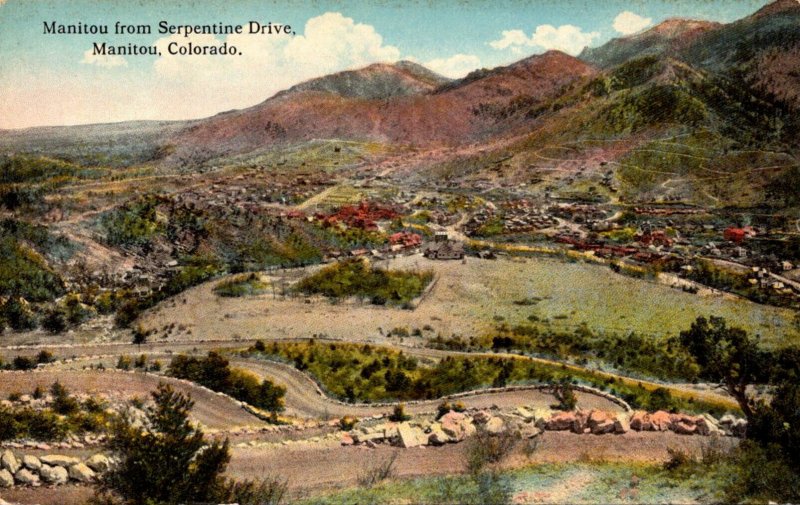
xmin=752 ymin=0 xmax=800 ymax=18
xmin=641 ymin=18 xmax=721 ymax=38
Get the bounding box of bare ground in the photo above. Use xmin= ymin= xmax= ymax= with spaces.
xmin=227 ymin=431 xmax=739 ymax=495
xmin=0 ymin=370 xmax=266 ymax=430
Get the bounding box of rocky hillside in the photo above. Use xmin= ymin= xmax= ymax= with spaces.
xmin=578 ymin=19 xmax=721 ymax=69
xmin=161 ymin=51 xmax=597 ymax=166
xmin=276 ymin=60 xmax=451 ymax=99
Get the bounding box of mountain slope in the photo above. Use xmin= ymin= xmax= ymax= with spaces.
xmin=163 ymin=51 xmax=597 ymax=166
xmin=275 ymin=60 xmax=451 ymax=100
xmin=578 ymin=19 xmax=721 ymax=69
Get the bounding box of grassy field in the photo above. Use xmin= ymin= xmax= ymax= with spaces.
xmin=299 ymin=461 xmax=730 ymax=505
xmin=140 ymin=255 xmax=800 ymax=348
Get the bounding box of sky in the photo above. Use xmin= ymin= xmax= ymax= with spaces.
xmin=0 ymin=0 xmax=770 ymax=129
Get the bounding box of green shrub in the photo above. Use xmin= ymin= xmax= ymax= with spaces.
xmin=214 ymin=273 xmax=269 ymax=298
xmin=117 ymin=355 xmax=132 ymax=370
xmin=168 ymin=352 xmax=285 ymax=414
xmin=12 ymin=356 xmax=35 ymax=370
xmin=388 ymin=404 xmax=410 ymax=422
xmin=41 ymin=306 xmax=67 ymax=334
xmin=339 ymin=415 xmax=358 ymax=431
xmin=100 ymin=195 xmax=165 ymax=248
xmin=50 ymin=381 xmax=79 ymax=415
xmin=1 ymin=297 xmax=38 ymax=331
xmin=294 ymin=259 xmax=433 ymax=306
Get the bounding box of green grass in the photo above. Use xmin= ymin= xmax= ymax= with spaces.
xmin=298 ymin=462 xmax=731 ymax=505
xmin=423 ymin=256 xmax=799 ymax=348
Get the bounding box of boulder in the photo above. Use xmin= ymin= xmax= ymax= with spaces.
xmin=39 ymin=455 xmax=79 ymax=467
xmin=485 ymin=417 xmax=505 ymax=435
xmin=613 ymin=415 xmax=630 ymax=434
xmin=695 ymin=415 xmax=724 ymax=436
xmin=519 ymin=423 xmax=542 ymax=439
xmin=462 ymin=420 xmax=477 ymax=438
xmin=40 ymin=464 xmax=69 ymax=485
xmin=516 ymin=407 xmax=535 ymax=421
xmin=68 ymin=463 xmax=96 ymax=483
xmin=533 ymin=409 xmax=552 ymax=430
xmin=545 ymin=412 xmax=576 ymax=431
xmin=427 ymin=425 xmax=453 ymax=445
xmin=571 ymin=410 xmax=590 ymax=434
xmin=719 ymin=414 xmax=736 ymax=426
xmin=0 ymin=469 xmax=13 ymax=488
xmin=587 ymin=410 xmax=615 ymax=433
xmin=630 ymin=411 xmax=651 ymax=431
xmin=340 ymin=434 xmax=354 ymax=446
xmin=1 ymin=450 xmax=20 ymax=474
xmin=384 ymin=424 xmax=401 ymax=440
xmin=441 ymin=412 xmax=470 ymax=441
xmin=472 ymin=411 xmax=491 ymax=424
xmin=397 ymin=423 xmax=427 ymax=448
xmin=672 ymin=421 xmax=696 ymax=435
xmin=22 ymin=455 xmax=41 ymax=471
xmin=650 ymin=411 xmax=672 ymax=431
xmin=85 ymin=454 xmax=111 ymax=473
xmin=14 ymin=468 xmax=39 ymax=486
xmin=351 ymin=431 xmax=384 ymax=444
xmin=591 ymin=419 xmax=616 ymax=435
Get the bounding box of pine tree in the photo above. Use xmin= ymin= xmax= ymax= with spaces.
xmin=96 ymin=383 xmax=230 ymax=505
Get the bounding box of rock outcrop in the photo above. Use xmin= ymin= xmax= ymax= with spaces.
xmin=0 ymin=451 xmax=110 ymax=488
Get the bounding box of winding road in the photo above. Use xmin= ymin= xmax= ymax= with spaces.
xmin=230 ymin=358 xmax=626 ymax=419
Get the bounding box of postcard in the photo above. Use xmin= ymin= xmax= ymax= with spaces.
xmin=1 ymin=1 xmax=799 ymax=504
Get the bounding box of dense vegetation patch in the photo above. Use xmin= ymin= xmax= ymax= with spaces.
xmin=485 ymin=323 xmax=700 ymax=381
xmin=0 ymin=382 xmax=112 ymax=441
xmin=0 ymin=154 xmax=82 ymax=185
xmin=0 ymin=237 xmax=64 ymax=303
xmin=101 ymin=195 xmax=168 ymax=250
xmin=167 ymin=352 xmax=285 ymax=415
xmin=605 ymin=84 xmax=707 ymax=132
xmin=241 ymin=339 xmax=729 ymax=415
xmin=294 ymin=258 xmax=434 ymax=306
xmin=213 ymin=273 xmax=269 ymax=298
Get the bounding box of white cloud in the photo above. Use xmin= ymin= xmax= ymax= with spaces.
xmin=284 ymin=12 xmax=400 ymax=75
xmin=613 ymin=11 xmax=653 ymax=35
xmin=424 ymin=53 xmax=481 ymax=78
xmin=489 ymin=24 xmax=600 ymax=56
xmin=80 ymin=49 xmax=128 ymax=68
xmin=489 ymin=30 xmax=530 ymax=51
xmin=531 ymin=25 xmax=600 ymax=55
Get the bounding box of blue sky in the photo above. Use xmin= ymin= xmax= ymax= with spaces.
xmin=0 ymin=0 xmax=769 ymax=128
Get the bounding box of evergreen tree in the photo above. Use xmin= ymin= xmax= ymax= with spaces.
xmin=96 ymin=383 xmax=230 ymax=505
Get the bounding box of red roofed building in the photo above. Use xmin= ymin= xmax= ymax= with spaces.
xmin=389 ymin=232 xmax=422 ymax=249
xmin=724 ymin=227 xmax=746 ymax=244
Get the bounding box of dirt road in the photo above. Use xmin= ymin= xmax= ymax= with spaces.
xmin=227 ymin=431 xmax=739 ymax=493
xmin=0 ymin=370 xmax=266 ymax=430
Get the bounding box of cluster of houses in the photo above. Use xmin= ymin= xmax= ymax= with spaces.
xmin=464 ymin=200 xmax=558 ymax=236
xmin=315 ymin=202 xmax=400 ymax=231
